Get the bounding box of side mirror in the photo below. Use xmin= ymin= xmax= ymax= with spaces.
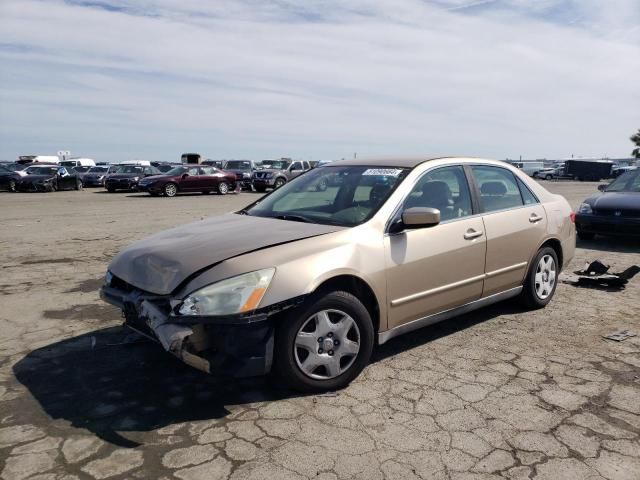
xmin=597 ymin=184 xmax=608 ymax=192
xmin=182 ymin=173 xmax=189 ymax=179
xmin=401 ymin=207 xmax=441 ymax=229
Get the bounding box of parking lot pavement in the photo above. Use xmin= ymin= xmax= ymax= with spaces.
xmin=0 ymin=183 xmax=638 ymax=480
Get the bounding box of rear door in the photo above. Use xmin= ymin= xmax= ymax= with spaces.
xmin=385 ymin=165 xmax=486 ymax=329
xmin=468 ymin=165 xmax=547 ymax=296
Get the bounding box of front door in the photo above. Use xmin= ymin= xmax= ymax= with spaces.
xmin=180 ymin=167 xmax=203 ymax=191
xmin=385 ymin=165 xmax=486 ymax=329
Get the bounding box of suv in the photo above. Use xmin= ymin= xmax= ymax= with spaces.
xmin=224 ymin=160 xmax=256 ymax=190
xmin=252 ymin=159 xmax=311 ymax=192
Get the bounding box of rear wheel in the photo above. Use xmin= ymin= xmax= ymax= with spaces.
xmin=76 ymin=180 xmax=83 ymax=190
xmin=164 ymin=183 xmax=178 ymax=197
xmin=273 ymin=291 xmax=374 ymax=392
xmin=218 ymin=182 xmax=229 ymax=195
xmin=521 ymin=247 xmax=558 ymax=309
xmin=577 ymin=231 xmax=595 ymax=241
xmin=545 ymin=174 xmax=553 ymax=180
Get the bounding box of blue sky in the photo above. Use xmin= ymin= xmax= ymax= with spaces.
xmin=0 ymin=0 xmax=639 ymax=162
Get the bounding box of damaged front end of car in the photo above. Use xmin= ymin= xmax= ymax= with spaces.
xmin=100 ymin=271 xmax=302 ymax=378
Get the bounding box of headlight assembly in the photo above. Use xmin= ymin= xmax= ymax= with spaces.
xmin=578 ymin=203 xmax=593 ymax=214
xmin=177 ymin=268 xmax=275 ymax=316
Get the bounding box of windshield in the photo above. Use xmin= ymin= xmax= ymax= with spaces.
xmin=88 ymin=167 xmax=108 ymax=173
xmin=114 ymin=166 xmax=144 ymax=174
xmin=165 ymin=166 xmax=188 ymax=176
xmin=243 ymin=166 xmax=409 ymax=227
xmin=74 ymin=166 xmax=91 ymax=173
xmin=26 ymin=167 xmax=58 ymax=175
xmin=261 ymin=160 xmax=290 ymax=170
xmin=605 ymin=169 xmax=640 ymax=192
xmin=226 ymin=161 xmax=251 ymax=170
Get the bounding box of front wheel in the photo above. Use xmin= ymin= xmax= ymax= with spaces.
xmin=521 ymin=247 xmax=558 ymax=309
xmin=274 ymin=177 xmax=286 ymax=189
xmin=218 ymin=182 xmax=229 ymax=195
xmin=8 ymin=179 xmax=16 ymax=192
xmin=545 ymin=174 xmax=553 ymax=180
xmin=273 ymin=291 xmax=374 ymax=392
xmin=164 ymin=183 xmax=178 ymax=197
xmin=76 ymin=180 xmax=83 ymax=191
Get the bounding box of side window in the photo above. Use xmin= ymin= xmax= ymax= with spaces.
xmin=291 ymin=162 xmax=302 ymax=171
xmin=471 ymin=166 xmax=524 ymax=213
xmin=404 ymin=166 xmax=472 ymax=221
xmin=303 ymin=161 xmax=310 ymax=170
xmin=516 ymin=177 xmax=538 ymax=205
xmin=188 ymin=167 xmax=199 ymax=176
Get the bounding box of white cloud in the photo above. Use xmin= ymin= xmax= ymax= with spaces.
xmin=0 ymin=0 xmax=638 ymax=161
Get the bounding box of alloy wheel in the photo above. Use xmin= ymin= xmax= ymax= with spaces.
xmin=294 ymin=309 xmax=360 ymax=380
xmin=218 ymin=182 xmax=229 ymax=194
xmin=534 ymin=254 xmax=556 ymax=300
xmin=164 ymin=183 xmax=177 ymax=197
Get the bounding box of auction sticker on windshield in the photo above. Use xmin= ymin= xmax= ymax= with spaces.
xmin=362 ymin=168 xmax=403 ymax=176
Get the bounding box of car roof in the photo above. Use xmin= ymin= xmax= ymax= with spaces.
xmin=326 ymin=155 xmax=466 ymax=168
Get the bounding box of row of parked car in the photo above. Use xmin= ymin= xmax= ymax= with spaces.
xmin=0 ymin=158 xmax=326 ymax=196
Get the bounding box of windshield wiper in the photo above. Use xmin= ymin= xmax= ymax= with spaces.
xmin=273 ymin=214 xmax=313 ymax=223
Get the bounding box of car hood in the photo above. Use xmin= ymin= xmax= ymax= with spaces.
xmin=139 ymin=174 xmax=172 ymax=182
xmin=20 ymin=174 xmax=54 ymax=182
xmin=108 ymin=213 xmax=344 ymax=295
xmin=584 ymin=192 xmax=640 ymax=210
xmin=256 ymin=168 xmax=285 ymax=174
xmin=108 ymin=173 xmax=140 ymax=179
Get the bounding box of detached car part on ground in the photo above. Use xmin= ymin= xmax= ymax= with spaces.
xmin=575 ymin=169 xmax=640 ymax=239
xmin=101 ymin=156 xmax=575 ymax=392
xmin=137 ymin=165 xmax=237 ymax=197
xmin=15 ymin=166 xmax=83 ymax=192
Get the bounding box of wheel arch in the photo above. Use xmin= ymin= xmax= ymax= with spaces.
xmin=538 ymin=237 xmax=563 ymax=271
xmin=311 ymin=274 xmax=381 ymax=334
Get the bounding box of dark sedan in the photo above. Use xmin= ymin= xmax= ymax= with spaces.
xmin=105 ymin=165 xmax=161 ymax=192
xmin=0 ymin=165 xmax=21 ymax=192
xmin=576 ymin=169 xmax=640 ymax=239
xmin=81 ymin=166 xmax=111 ymax=187
xmin=16 ymin=165 xmax=83 ymax=192
xmin=137 ymin=165 xmax=237 ymax=197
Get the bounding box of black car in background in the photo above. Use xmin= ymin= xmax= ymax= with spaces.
xmin=0 ymin=165 xmax=21 ymax=192
xmin=16 ymin=165 xmax=83 ymax=192
xmin=105 ymin=165 xmax=161 ymax=192
xmin=81 ymin=166 xmax=111 ymax=187
xmin=576 ymin=169 xmax=640 ymax=239
xmin=224 ymin=160 xmax=255 ymax=190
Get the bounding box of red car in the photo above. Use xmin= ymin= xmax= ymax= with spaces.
xmin=137 ymin=165 xmax=237 ymax=197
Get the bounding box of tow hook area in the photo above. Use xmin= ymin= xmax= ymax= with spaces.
xmin=139 ymin=300 xmax=211 ymax=373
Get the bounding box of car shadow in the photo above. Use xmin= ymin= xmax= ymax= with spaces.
xmin=13 ymin=300 xmax=523 ymax=447
xmin=576 ymin=237 xmax=640 ymax=254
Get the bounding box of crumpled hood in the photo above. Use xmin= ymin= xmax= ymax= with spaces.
xmin=108 ymin=213 xmax=344 ymax=294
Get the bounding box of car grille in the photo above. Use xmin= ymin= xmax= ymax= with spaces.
xmin=593 ymin=209 xmax=639 ymax=218
xmin=254 ymin=172 xmax=269 ymax=179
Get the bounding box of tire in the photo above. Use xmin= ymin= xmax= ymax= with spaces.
xmin=577 ymin=231 xmax=595 ymax=241
xmin=76 ymin=180 xmax=83 ymax=191
xmin=107 ymin=186 xmax=116 ymax=193
xmin=164 ymin=183 xmax=178 ymax=197
xmin=274 ymin=177 xmax=286 ymax=189
xmin=545 ymin=174 xmax=553 ymax=180
xmin=520 ymin=247 xmax=559 ymax=309
xmin=255 ymin=186 xmax=266 ymax=193
xmin=218 ymin=182 xmax=229 ymax=195
xmin=51 ymin=181 xmax=58 ymax=192
xmin=8 ymin=179 xmax=16 ymax=192
xmin=273 ymin=290 xmax=374 ymax=392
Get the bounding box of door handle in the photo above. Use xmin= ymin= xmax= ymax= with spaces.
xmin=464 ymin=229 xmax=483 ymax=240
xmin=529 ymin=213 xmax=543 ymax=223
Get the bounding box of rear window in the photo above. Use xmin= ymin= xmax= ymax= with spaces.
xmin=471 ymin=166 xmax=524 ymax=213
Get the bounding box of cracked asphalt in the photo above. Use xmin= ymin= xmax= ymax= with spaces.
xmin=0 ymin=181 xmax=638 ymax=480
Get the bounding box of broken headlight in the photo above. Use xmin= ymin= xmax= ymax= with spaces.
xmin=177 ymin=268 xmax=275 ymax=316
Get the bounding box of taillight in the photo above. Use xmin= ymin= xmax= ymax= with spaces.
xmin=569 ymin=211 xmax=576 ymax=223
